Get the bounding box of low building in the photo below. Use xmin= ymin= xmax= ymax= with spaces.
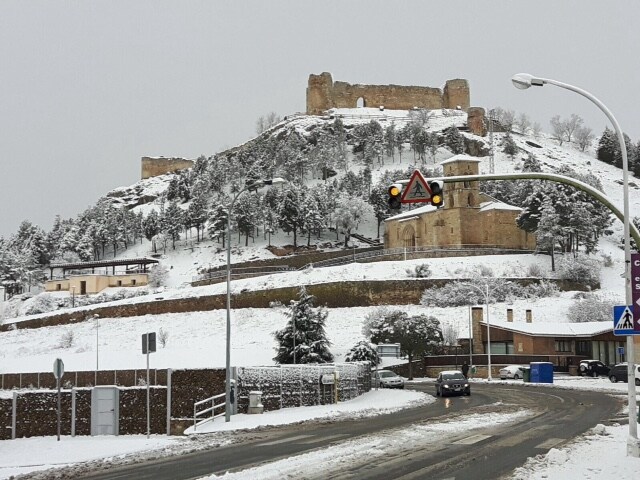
xmin=470 ymin=306 xmax=634 ymax=369
xmin=383 ymin=155 xmax=536 ymax=251
xmin=45 ymin=258 xmax=159 ymax=295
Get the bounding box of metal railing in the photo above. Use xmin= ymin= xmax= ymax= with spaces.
xmin=192 ymin=265 xmax=295 ymax=283
xmin=193 ymin=392 xmax=225 ymax=430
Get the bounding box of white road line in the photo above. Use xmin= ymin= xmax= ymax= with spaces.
xmin=298 ymin=434 xmax=347 ymax=444
xmin=535 ymin=438 xmax=566 ymax=449
xmin=258 ymin=434 xmax=314 ymax=446
xmin=452 ymin=434 xmax=492 ymax=445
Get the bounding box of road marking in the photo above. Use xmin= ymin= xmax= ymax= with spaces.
xmin=258 ymin=434 xmax=313 ymax=446
xmin=452 ymin=434 xmax=492 ymax=445
xmin=535 ymin=438 xmax=566 ymax=449
xmin=298 ymin=434 xmax=347 ymax=444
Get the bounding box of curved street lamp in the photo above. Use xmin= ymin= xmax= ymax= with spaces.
xmin=512 ymin=73 xmax=639 ymax=456
xmin=225 ymin=177 xmax=286 ymax=422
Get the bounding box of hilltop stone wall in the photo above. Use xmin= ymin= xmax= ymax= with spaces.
xmin=141 ymin=156 xmax=194 ymax=180
xmin=306 ymin=72 xmax=470 ymax=115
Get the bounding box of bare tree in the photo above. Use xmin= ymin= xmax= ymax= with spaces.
xmin=501 ymin=109 xmax=516 ymax=132
xmin=516 ymin=113 xmax=531 ymax=135
xmin=564 ymin=114 xmax=584 ymax=143
xmin=575 ymin=126 xmax=595 ymax=152
xmin=158 ymin=327 xmax=169 ymax=348
xmin=550 ymin=115 xmax=566 ymax=145
xmin=255 ymin=112 xmax=282 ymax=134
xmin=532 ymin=122 xmax=542 ymax=139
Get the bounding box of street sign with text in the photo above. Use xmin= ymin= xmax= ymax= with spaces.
xmin=632 ymin=253 xmax=640 ymax=330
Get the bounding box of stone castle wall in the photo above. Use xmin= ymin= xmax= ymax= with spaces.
xmin=306 ymin=72 xmax=470 ymax=115
xmin=141 ymin=156 xmax=194 ymax=180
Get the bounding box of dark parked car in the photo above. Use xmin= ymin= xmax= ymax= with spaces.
xmin=579 ymin=360 xmax=610 ymax=377
xmin=609 ymin=363 xmax=640 ymax=385
xmin=435 ymin=370 xmax=470 ymax=397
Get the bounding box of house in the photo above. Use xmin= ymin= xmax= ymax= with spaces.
xmin=383 ymin=155 xmax=535 ymax=250
xmin=45 ymin=258 xmax=159 ymax=295
xmin=470 ymin=306 xmax=637 ymax=369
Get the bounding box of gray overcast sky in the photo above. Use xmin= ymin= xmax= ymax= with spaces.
xmin=1 ymin=1 xmax=638 ymax=237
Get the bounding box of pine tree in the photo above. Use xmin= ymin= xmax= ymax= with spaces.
xmin=278 ymin=185 xmax=304 ymax=248
xmin=162 ymin=201 xmax=184 ymax=249
xmin=502 ymin=132 xmax=518 ymax=159
xmin=443 ymin=126 xmax=465 ymax=154
xmin=273 ymin=287 xmax=333 ymax=364
xmin=143 ymin=210 xmax=161 ymax=253
xmin=187 ymin=195 xmax=209 ymax=242
xmin=345 ymin=340 xmax=381 ymax=365
xmin=596 ymin=127 xmax=616 ymax=165
xmin=207 ymin=204 xmax=228 ymax=247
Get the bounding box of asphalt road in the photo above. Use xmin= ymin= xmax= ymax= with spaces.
xmin=80 ymin=382 xmax=622 ymax=480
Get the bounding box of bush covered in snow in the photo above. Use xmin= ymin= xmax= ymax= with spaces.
xmin=567 ymin=293 xmax=619 ymax=323
xmin=420 ymin=278 xmax=559 ymax=308
xmin=345 ymin=340 xmax=380 ymax=365
xmin=406 ymin=263 xmax=432 ymax=278
xmin=557 ymin=254 xmax=601 ymax=285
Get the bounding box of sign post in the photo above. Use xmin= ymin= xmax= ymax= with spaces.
xmin=53 ymin=358 xmax=64 ymax=442
xmin=142 ymin=332 xmax=156 ymax=439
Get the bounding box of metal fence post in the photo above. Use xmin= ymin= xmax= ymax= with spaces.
xmin=166 ymin=368 xmax=172 ymax=436
xmin=71 ymin=388 xmax=76 ymax=437
xmin=11 ymin=392 xmax=17 ymax=439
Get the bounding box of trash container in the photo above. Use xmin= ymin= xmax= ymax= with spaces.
xmin=523 ymin=367 xmax=531 ymax=383
xmin=530 ymin=362 xmax=554 ymax=383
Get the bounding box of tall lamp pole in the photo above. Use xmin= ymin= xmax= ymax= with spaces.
xmin=512 ymin=73 xmax=639 ymax=457
xmin=468 ymin=282 xmax=492 ymax=380
xmin=92 ymin=314 xmax=100 ymax=386
xmin=225 ymin=178 xmax=285 ymax=422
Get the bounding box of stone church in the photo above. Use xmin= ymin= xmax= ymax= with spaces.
xmin=384 ymin=156 xmax=536 ymax=250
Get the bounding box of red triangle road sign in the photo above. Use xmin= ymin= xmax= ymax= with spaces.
xmin=401 ymin=170 xmax=433 ymax=203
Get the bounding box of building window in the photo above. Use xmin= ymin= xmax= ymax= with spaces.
xmin=554 ymin=339 xmax=571 ymax=352
xmin=56 ymin=284 xmax=61 ymax=291
xmin=463 ymin=181 xmax=470 ymax=188
xmin=132 ymin=279 xmax=137 ymax=286
xmin=117 ymin=280 xmax=122 ymax=287
xmin=576 ymin=341 xmax=591 ymax=356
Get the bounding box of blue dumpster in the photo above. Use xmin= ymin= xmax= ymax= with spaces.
xmin=530 ymin=362 xmax=554 ymax=383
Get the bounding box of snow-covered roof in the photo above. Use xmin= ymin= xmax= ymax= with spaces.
xmin=478 ymin=201 xmax=522 ymax=212
xmin=385 ymin=204 xmax=437 ymax=221
xmin=483 ymin=320 xmax=612 ymax=337
xmin=439 ymin=154 xmax=482 ymax=166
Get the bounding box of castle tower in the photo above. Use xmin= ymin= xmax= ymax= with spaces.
xmin=439 ymin=156 xmax=481 ymax=210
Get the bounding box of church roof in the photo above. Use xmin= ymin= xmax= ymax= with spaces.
xmin=439 ymin=154 xmax=482 ymax=166
xmin=385 ymin=204 xmax=437 ymax=221
xmin=478 ymin=201 xmax=522 ymax=212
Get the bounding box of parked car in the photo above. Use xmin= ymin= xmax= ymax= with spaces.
xmin=579 ymin=360 xmax=610 ymax=377
xmin=435 ymin=370 xmax=470 ymax=397
xmin=608 ymin=363 xmax=640 ymax=385
xmin=499 ymin=365 xmax=526 ymax=380
xmin=372 ymin=369 xmax=405 ymax=389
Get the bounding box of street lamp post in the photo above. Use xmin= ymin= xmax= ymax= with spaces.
xmin=71 ymin=286 xmax=75 ymax=308
xmin=225 ymin=178 xmax=285 ymax=422
xmin=512 ymin=73 xmax=639 ymax=457
xmin=467 ymin=283 xmax=492 ymax=380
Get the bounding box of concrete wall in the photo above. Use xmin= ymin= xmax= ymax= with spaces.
xmin=306 ymin=72 xmax=470 ymax=115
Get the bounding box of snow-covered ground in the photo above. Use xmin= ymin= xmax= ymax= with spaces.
xmin=2 ymin=379 xmax=637 ymax=479
xmin=2 ymin=108 xmax=640 ymax=478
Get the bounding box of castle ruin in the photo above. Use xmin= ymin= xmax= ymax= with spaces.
xmin=306 ymin=72 xmax=470 ymax=115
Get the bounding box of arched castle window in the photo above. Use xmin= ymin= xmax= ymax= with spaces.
xmin=356 ymin=97 xmax=365 ymax=108
xmin=463 ymin=180 xmax=470 ymax=188
xmin=449 ymin=195 xmax=455 ymax=207
xmin=402 ymin=225 xmax=416 ymax=248
xmin=467 ymin=193 xmax=475 ymax=207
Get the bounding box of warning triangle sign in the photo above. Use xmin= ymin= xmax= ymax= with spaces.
xmin=614 ymin=306 xmax=635 ymax=330
xmin=401 ymin=170 xmax=433 ymax=203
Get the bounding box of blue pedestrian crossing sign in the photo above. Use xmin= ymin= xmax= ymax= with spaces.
xmin=613 ymin=305 xmax=640 ymax=336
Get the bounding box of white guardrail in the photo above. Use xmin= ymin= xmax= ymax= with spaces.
xmin=193 ymin=392 xmax=226 ymax=430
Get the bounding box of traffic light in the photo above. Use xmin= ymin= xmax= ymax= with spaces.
xmin=429 ymin=180 xmax=444 ymax=208
xmin=388 ymin=183 xmax=403 ymax=210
